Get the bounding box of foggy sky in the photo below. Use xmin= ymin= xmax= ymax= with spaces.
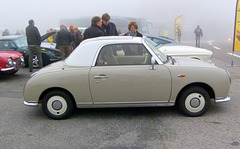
xmin=0 ymin=0 xmax=236 ymax=41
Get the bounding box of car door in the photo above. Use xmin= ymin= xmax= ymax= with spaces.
xmin=89 ymin=44 xmax=172 ymax=104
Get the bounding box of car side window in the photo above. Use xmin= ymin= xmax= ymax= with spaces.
xmin=0 ymin=41 xmax=14 ymax=50
xmin=96 ymin=44 xmax=151 ymax=66
xmin=9 ymin=41 xmax=16 ymax=48
xmin=0 ymin=41 xmax=5 ymax=49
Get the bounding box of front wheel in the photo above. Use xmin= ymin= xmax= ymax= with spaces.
xmin=177 ymin=86 xmax=210 ymax=117
xmin=42 ymin=90 xmax=75 ymax=120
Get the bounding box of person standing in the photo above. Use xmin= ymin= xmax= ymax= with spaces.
xmin=83 ymin=16 xmax=104 ymax=40
xmin=2 ymin=29 xmax=9 ymax=36
xmin=68 ymin=25 xmax=75 ymax=52
xmin=101 ymin=13 xmax=118 ymax=36
xmin=15 ymin=30 xmax=21 ymax=35
xmin=73 ymin=27 xmax=83 ymax=49
xmin=48 ymin=28 xmax=57 ymax=43
xmin=177 ymin=26 xmax=181 ymax=42
xmin=56 ymin=25 xmax=73 ymax=60
xmin=194 ymin=25 xmax=203 ymax=48
xmin=124 ymin=21 xmax=143 ymax=37
xmin=25 ymin=19 xmax=43 ymax=72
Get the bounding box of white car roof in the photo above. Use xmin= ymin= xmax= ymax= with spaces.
xmin=65 ymin=36 xmax=144 ymax=66
xmin=81 ymin=36 xmax=143 ymax=44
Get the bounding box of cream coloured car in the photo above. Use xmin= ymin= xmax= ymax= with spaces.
xmin=23 ymin=36 xmax=231 ymax=119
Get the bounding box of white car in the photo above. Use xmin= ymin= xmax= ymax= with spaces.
xmin=146 ymin=36 xmax=213 ymax=63
xmin=158 ymin=45 xmax=213 ymax=63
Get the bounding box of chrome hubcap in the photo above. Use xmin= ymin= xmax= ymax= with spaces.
xmin=33 ymin=55 xmax=39 ymax=68
xmin=190 ymin=98 xmax=200 ymax=108
xmin=52 ymin=100 xmax=62 ymax=110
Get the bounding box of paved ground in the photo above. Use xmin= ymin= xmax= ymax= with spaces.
xmin=0 ymin=40 xmax=240 ymax=149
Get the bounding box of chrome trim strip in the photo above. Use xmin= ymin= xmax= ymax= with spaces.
xmin=23 ymin=101 xmax=39 ymax=107
xmin=77 ymin=102 xmax=174 ymax=108
xmin=215 ymin=96 xmax=231 ymax=103
xmin=94 ymin=75 xmax=109 ymax=79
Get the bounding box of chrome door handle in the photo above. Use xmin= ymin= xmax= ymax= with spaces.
xmin=94 ymin=75 xmax=109 ymax=79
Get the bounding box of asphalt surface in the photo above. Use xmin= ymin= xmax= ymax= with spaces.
xmin=0 ymin=40 xmax=240 ymax=149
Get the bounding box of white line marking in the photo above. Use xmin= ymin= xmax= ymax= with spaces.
xmin=213 ymin=46 xmax=220 ymax=50
xmin=227 ymin=53 xmax=240 ymax=58
xmin=208 ymin=40 xmax=214 ymax=43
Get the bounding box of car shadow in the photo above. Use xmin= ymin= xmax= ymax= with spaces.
xmin=0 ymin=73 xmax=20 ymax=80
xmin=23 ymin=100 xmax=230 ymax=120
xmin=0 ymin=68 xmax=31 ymax=81
xmin=71 ymin=106 xmax=180 ymax=119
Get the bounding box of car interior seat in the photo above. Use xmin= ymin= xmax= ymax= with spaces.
xmin=101 ymin=46 xmax=118 ymax=65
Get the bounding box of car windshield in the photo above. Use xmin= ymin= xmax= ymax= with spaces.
xmin=146 ymin=36 xmax=171 ymax=47
xmin=13 ymin=36 xmax=28 ymax=48
xmin=144 ymin=38 xmax=168 ymax=63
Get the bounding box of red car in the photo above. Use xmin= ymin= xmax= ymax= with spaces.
xmin=0 ymin=51 xmax=24 ymax=75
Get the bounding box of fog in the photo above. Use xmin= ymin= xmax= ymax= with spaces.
xmin=0 ymin=0 xmax=236 ymax=41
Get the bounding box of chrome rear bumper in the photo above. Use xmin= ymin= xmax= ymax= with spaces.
xmin=23 ymin=101 xmax=39 ymax=107
xmin=215 ymin=96 xmax=231 ymax=103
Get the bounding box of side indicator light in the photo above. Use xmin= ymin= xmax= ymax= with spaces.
xmin=178 ymin=74 xmax=186 ymax=77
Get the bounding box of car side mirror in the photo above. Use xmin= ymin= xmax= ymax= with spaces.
xmin=151 ymin=57 xmax=156 ymax=70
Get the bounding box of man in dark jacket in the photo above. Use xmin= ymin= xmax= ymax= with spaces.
xmin=25 ymin=19 xmax=42 ymax=72
xmin=101 ymin=13 xmax=119 ymax=36
xmin=194 ymin=25 xmax=203 ymax=48
xmin=56 ymin=25 xmax=73 ymax=60
xmin=83 ymin=16 xmax=104 ymax=40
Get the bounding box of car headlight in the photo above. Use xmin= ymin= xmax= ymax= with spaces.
xmin=20 ymin=56 xmax=24 ymax=62
xmin=6 ymin=58 xmax=14 ymax=67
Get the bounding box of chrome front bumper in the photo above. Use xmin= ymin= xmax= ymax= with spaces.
xmin=215 ymin=96 xmax=231 ymax=103
xmin=1 ymin=59 xmax=23 ymax=72
xmin=1 ymin=66 xmax=16 ymax=71
xmin=23 ymin=101 xmax=39 ymax=107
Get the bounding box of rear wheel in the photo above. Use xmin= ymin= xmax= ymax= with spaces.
xmin=42 ymin=90 xmax=74 ymax=119
xmin=177 ymin=86 xmax=210 ymax=117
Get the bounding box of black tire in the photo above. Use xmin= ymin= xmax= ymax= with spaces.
xmin=42 ymin=90 xmax=74 ymax=120
xmin=177 ymin=86 xmax=210 ymax=117
xmin=23 ymin=56 xmax=29 ymax=68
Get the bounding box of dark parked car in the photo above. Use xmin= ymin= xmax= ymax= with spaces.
xmin=0 ymin=34 xmax=60 ymax=68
